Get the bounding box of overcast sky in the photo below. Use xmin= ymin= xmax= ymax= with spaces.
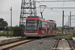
xmin=0 ymin=0 xmax=75 ymax=27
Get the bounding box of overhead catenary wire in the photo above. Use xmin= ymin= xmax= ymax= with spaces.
xmin=37 ymin=2 xmax=61 ymax=14
xmin=36 ymin=0 xmax=75 ymax=2
xmin=36 ymin=7 xmax=75 ymax=9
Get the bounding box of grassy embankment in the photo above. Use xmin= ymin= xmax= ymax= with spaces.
xmin=56 ymin=32 xmax=73 ymax=39
xmin=0 ymin=31 xmax=13 ymax=36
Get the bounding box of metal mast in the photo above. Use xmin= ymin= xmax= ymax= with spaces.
xmin=19 ymin=0 xmax=37 ymax=26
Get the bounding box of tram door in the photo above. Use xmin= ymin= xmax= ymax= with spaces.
xmin=50 ymin=25 xmax=52 ymax=33
xmin=45 ymin=24 xmax=47 ymax=34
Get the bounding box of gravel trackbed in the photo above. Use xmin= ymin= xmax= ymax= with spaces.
xmin=12 ymin=37 xmax=56 ymax=50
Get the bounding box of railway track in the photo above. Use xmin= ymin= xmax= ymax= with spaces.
xmin=0 ymin=39 xmax=37 ymax=50
xmin=52 ymin=39 xmax=75 ymax=50
xmin=0 ymin=35 xmax=73 ymax=50
xmin=67 ymin=40 xmax=74 ymax=50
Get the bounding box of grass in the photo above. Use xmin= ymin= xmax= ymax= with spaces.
xmin=56 ymin=32 xmax=62 ymax=35
xmin=65 ymin=34 xmax=73 ymax=39
xmin=56 ymin=32 xmax=69 ymax=35
xmin=56 ymin=31 xmax=73 ymax=39
xmin=0 ymin=31 xmax=13 ymax=36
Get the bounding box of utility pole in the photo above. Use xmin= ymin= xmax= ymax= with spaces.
xmin=10 ymin=7 xmax=12 ymax=36
xmin=70 ymin=11 xmax=71 ymax=30
xmin=68 ymin=15 xmax=70 ymax=31
xmin=62 ymin=10 xmax=64 ymax=34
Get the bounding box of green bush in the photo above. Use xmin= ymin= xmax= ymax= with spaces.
xmin=0 ymin=33 xmax=3 ymax=36
xmin=0 ymin=31 xmax=11 ymax=36
xmin=56 ymin=32 xmax=62 ymax=35
xmin=7 ymin=27 xmax=11 ymax=31
xmin=12 ymin=26 xmax=25 ymax=36
xmin=2 ymin=31 xmax=7 ymax=36
xmin=65 ymin=34 xmax=73 ymax=39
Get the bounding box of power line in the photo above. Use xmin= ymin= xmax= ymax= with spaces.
xmin=37 ymin=2 xmax=42 ymax=5
xmin=46 ymin=7 xmax=61 ymax=14
xmin=35 ymin=2 xmax=61 ymax=14
xmin=37 ymin=7 xmax=75 ymax=9
xmin=36 ymin=7 xmax=75 ymax=9
xmin=36 ymin=1 xmax=75 ymax=2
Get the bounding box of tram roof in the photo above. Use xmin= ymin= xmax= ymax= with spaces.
xmin=27 ymin=16 xmax=40 ymax=18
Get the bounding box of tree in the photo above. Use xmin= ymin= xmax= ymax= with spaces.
xmin=0 ymin=18 xmax=4 ymax=22
xmin=13 ymin=26 xmax=24 ymax=36
xmin=0 ymin=18 xmax=8 ymax=30
xmin=19 ymin=24 xmax=25 ymax=30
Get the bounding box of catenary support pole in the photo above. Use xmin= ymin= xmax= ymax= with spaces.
xmin=62 ymin=10 xmax=64 ymax=34
xmin=10 ymin=7 xmax=12 ymax=37
xmin=70 ymin=11 xmax=71 ymax=30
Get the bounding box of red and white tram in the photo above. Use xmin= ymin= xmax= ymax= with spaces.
xmin=25 ymin=16 xmax=56 ymax=37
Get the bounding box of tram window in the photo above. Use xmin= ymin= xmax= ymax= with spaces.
xmin=42 ymin=21 xmax=46 ymax=28
xmin=52 ymin=24 xmax=53 ymax=31
xmin=49 ymin=23 xmax=50 ymax=29
xmin=39 ymin=21 xmax=42 ymax=30
xmin=54 ymin=24 xmax=56 ymax=30
xmin=53 ymin=24 xmax=54 ymax=30
xmin=47 ymin=23 xmax=49 ymax=28
xmin=52 ymin=24 xmax=54 ymax=31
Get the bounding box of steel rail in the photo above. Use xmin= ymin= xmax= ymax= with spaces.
xmin=0 ymin=39 xmax=27 ymax=46
xmin=52 ymin=39 xmax=59 ymax=50
xmin=2 ymin=39 xmax=37 ymax=50
xmin=67 ymin=40 xmax=74 ymax=50
xmin=52 ymin=39 xmax=75 ymax=50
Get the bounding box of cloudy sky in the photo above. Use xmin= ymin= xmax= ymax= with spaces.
xmin=0 ymin=0 xmax=75 ymax=27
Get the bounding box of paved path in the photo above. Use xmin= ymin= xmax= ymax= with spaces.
xmin=57 ymin=40 xmax=70 ymax=50
xmin=0 ymin=40 xmax=30 ymax=50
xmin=0 ymin=36 xmax=21 ymax=41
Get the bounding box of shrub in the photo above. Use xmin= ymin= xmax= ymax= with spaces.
xmin=65 ymin=34 xmax=73 ymax=39
xmin=0 ymin=31 xmax=11 ymax=36
xmin=12 ymin=26 xmax=25 ymax=36
xmin=56 ymin=32 xmax=62 ymax=35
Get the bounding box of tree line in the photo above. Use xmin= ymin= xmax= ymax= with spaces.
xmin=0 ymin=18 xmax=25 ymax=36
xmin=0 ymin=18 xmax=8 ymax=31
